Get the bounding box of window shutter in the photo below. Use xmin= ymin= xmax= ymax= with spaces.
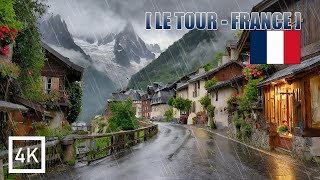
xmin=42 ymin=76 xmax=46 ymax=90
xmin=52 ymin=77 xmax=60 ymax=90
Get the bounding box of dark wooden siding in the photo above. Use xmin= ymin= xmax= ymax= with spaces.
xmin=266 ymin=0 xmax=320 ymax=59
xmin=208 ymin=64 xmax=243 ymax=81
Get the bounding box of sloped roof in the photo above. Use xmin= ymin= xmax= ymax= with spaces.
xmin=112 ymin=89 xmax=143 ymax=101
xmin=176 ymin=82 xmax=189 ymax=90
xmin=258 ymin=55 xmax=320 ymax=86
xmin=189 ymin=61 xmax=243 ymax=82
xmin=41 ymin=41 xmax=84 ymax=73
xmin=151 ymin=90 xmax=173 ymax=105
xmin=112 ymin=93 xmax=129 ymax=101
xmin=0 ymin=101 xmax=28 ymax=112
xmin=207 ymin=75 xmax=245 ymax=91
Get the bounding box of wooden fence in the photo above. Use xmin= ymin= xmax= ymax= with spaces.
xmin=72 ymin=123 xmax=158 ymax=163
xmin=0 ymin=140 xmax=62 ymax=180
xmin=0 ymin=122 xmax=158 ymax=179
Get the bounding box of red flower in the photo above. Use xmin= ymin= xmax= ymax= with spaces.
xmin=28 ymin=71 xmax=33 ymax=75
xmin=0 ymin=46 xmax=9 ymax=55
xmin=12 ymin=28 xmax=17 ymax=35
xmin=3 ymin=26 xmax=10 ymax=34
xmin=0 ymin=33 xmax=3 ymax=40
xmin=10 ymin=36 xmax=15 ymax=41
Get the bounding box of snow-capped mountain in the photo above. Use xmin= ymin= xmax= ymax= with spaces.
xmin=39 ymin=15 xmax=160 ymax=121
xmin=74 ymin=23 xmax=159 ymax=86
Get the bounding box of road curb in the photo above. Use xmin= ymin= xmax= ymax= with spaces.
xmin=197 ymin=127 xmax=301 ymax=166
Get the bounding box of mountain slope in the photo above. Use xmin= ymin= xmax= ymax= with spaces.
xmin=39 ymin=15 xmax=116 ymax=122
xmin=113 ymin=23 xmax=155 ymax=67
xmin=74 ymin=23 xmax=159 ymax=86
xmin=78 ymin=66 xmax=116 ymax=122
xmin=128 ymin=29 xmax=226 ymax=89
xmin=39 ymin=15 xmax=91 ymax=60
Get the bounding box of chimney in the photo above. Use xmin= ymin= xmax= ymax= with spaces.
xmin=219 ymin=55 xmax=231 ymax=66
xmin=198 ymin=68 xmax=206 ymax=75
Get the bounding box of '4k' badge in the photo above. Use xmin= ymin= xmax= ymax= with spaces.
xmin=8 ymin=136 xmax=46 ymax=173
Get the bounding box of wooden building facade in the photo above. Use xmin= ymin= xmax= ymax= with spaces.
xmin=14 ymin=41 xmax=83 ymax=130
xmin=243 ymin=0 xmax=320 ymax=157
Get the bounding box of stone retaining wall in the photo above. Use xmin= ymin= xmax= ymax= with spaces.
xmin=227 ymin=113 xmax=270 ymax=151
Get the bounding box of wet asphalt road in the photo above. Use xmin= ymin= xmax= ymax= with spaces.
xmin=35 ymin=123 xmax=320 ymax=180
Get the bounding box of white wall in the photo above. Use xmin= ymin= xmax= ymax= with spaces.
xmin=211 ymin=87 xmax=237 ymax=128
xmin=151 ymin=104 xmax=170 ymax=119
xmin=133 ymin=100 xmax=142 ymax=118
xmin=174 ymin=88 xmax=189 ymax=118
xmin=188 ymin=80 xmax=207 ymax=115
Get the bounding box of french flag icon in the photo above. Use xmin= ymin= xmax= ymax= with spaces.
xmin=250 ymin=30 xmax=301 ymax=64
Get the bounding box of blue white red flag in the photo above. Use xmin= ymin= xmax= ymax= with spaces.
xmin=250 ymin=30 xmax=300 ymax=64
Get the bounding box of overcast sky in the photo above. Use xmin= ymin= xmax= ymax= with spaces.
xmin=45 ymin=0 xmax=261 ymax=49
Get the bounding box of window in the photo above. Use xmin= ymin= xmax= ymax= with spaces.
xmin=198 ymin=81 xmax=200 ymax=89
xmin=45 ymin=77 xmax=52 ymax=93
xmin=310 ymin=76 xmax=320 ymax=128
xmin=216 ymin=91 xmax=219 ymax=101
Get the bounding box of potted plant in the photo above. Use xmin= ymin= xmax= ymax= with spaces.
xmin=278 ymin=125 xmax=288 ymax=135
xmin=0 ymin=0 xmax=22 ymax=61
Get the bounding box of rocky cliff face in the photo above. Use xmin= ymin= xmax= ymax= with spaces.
xmin=113 ymin=23 xmax=155 ymax=67
xmin=146 ymin=44 xmax=162 ymax=53
xmin=39 ymin=15 xmax=91 ymax=60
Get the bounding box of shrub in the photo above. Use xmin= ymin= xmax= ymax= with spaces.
xmin=238 ymin=96 xmax=251 ymax=111
xmin=210 ymin=120 xmax=217 ymax=129
xmin=244 ymin=79 xmax=261 ymax=102
xmin=207 ymin=104 xmax=215 ymax=117
xmin=173 ymin=97 xmax=192 ymax=112
xmin=234 ymin=118 xmax=244 ymax=130
xmin=33 ymin=122 xmax=72 ymax=140
xmin=44 ymin=90 xmax=60 ymax=103
xmin=107 ymin=98 xmax=138 ymax=132
xmin=0 ymin=0 xmax=22 ymax=46
xmin=242 ymin=123 xmax=252 ymax=139
xmin=205 ymin=78 xmax=218 ymax=90
xmin=12 ymin=0 xmax=46 ymax=101
xmin=67 ymin=81 xmax=83 ymax=123
xmin=195 ymin=63 xmax=212 ymax=72
xmin=164 ymin=107 xmax=174 ymax=122
xmin=0 ymin=60 xmax=20 ymax=79
xmin=227 ymin=94 xmax=239 ymax=106
xmin=199 ymin=94 xmax=211 ymax=109
xmin=167 ymin=96 xmax=175 ymax=106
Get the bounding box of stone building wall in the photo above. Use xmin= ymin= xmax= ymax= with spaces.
xmin=292 ymin=136 xmax=320 ymax=161
xmin=227 ymin=112 xmax=270 ymax=151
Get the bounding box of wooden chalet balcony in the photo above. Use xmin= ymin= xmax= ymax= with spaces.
xmin=45 ymin=89 xmax=69 ymax=105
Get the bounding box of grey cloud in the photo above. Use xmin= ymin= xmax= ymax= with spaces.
xmin=45 ymin=0 xmax=261 ymax=49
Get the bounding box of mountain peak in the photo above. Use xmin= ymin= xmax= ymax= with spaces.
xmin=123 ymin=23 xmax=135 ymax=33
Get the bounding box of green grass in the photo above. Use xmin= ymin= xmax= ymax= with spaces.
xmin=138 ymin=130 xmax=144 ymax=143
